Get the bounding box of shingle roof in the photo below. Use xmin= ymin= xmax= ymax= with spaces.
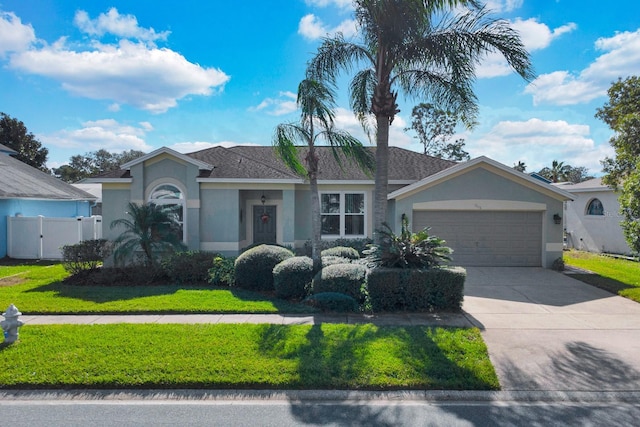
xmin=93 ymin=145 xmax=457 ymax=182
xmin=561 ymin=177 xmax=608 ymax=191
xmin=0 ymin=154 xmax=96 ymax=200
xmin=0 ymin=143 xmax=17 ymax=155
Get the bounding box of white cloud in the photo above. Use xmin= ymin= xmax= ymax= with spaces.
xmin=74 ymin=8 xmax=170 ymax=43
xmin=298 ymin=14 xmax=357 ymax=40
xmin=525 ymin=28 xmax=640 ymax=106
xmin=484 ymin=0 xmax=523 ymax=13
xmin=466 ymin=118 xmax=610 ymax=172
xmin=0 ymin=11 xmax=36 ymax=56
xmin=10 ymin=39 xmax=229 ymax=113
xmin=477 ymin=19 xmax=576 ymax=78
xmin=305 ymin=0 xmax=353 ymax=9
xmin=249 ymin=91 xmax=298 ymax=116
xmin=39 ymin=119 xmax=153 ymax=152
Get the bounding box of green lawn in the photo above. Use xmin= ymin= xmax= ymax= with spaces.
xmin=0 ymin=263 xmax=314 ymax=314
xmin=564 ymin=250 xmax=640 ymax=303
xmin=0 ymin=323 xmax=498 ymax=390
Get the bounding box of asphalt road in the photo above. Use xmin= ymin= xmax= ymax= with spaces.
xmin=2 ymin=398 xmax=639 ymax=426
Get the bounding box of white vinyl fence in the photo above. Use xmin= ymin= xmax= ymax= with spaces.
xmin=7 ymin=215 xmax=102 ymax=260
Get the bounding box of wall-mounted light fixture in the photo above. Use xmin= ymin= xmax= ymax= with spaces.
xmin=261 ymin=194 xmax=266 ymax=205
xmin=553 ymin=213 xmax=562 ymax=225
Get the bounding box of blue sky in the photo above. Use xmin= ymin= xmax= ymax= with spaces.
xmin=1 ymin=0 xmax=639 ymax=174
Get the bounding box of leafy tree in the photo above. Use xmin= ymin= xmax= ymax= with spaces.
xmin=0 ymin=112 xmax=49 ymax=172
xmin=53 ymin=149 xmax=145 ymax=183
xmin=110 ymin=202 xmax=186 ymax=267
xmin=513 ymin=161 xmax=527 ymax=172
xmin=565 ymin=166 xmax=594 ymax=184
xmin=273 ymin=79 xmax=374 ymax=272
xmin=595 ymin=76 xmax=640 ymax=253
xmin=307 ymin=0 xmax=533 ymax=239
xmin=405 ymin=102 xmax=470 ymax=160
xmin=538 ymin=160 xmax=571 ymax=183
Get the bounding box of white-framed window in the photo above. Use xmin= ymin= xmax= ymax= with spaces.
xmin=320 ymin=192 xmax=366 ymax=237
xmin=586 ymin=198 xmax=604 ymax=216
xmin=149 ymin=184 xmax=186 ymax=241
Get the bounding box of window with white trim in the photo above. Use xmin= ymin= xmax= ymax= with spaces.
xmin=149 ymin=184 xmax=185 ymax=241
xmin=320 ymin=192 xmax=365 ymax=237
xmin=586 ymin=198 xmax=604 ymax=216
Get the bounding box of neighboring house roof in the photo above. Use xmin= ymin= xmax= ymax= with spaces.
xmin=0 ymin=143 xmax=17 ymax=156
xmin=92 ymin=145 xmax=457 ymax=183
xmin=72 ymin=183 xmax=102 ymax=202
xmin=388 ymin=156 xmax=574 ymax=201
xmin=0 ymin=154 xmax=96 ymax=200
xmin=558 ymin=177 xmax=610 ymax=193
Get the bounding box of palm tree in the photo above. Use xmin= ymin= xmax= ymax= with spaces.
xmin=273 ymin=79 xmax=374 ymax=271
xmin=307 ymin=0 xmax=534 ymax=240
xmin=110 ymin=202 xmax=186 ymax=266
xmin=538 ymin=160 xmax=571 ymax=183
xmin=513 ymin=161 xmax=527 ymax=172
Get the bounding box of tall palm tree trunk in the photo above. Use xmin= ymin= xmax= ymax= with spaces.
xmin=307 ymin=144 xmax=323 ymax=273
xmin=373 ymin=115 xmax=390 ymax=243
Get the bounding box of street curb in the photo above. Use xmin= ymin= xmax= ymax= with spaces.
xmin=1 ymin=389 xmax=639 ymax=403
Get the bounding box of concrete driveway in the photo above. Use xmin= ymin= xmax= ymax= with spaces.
xmin=462 ymin=267 xmax=640 ymax=392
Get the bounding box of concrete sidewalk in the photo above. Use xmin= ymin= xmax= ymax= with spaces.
xmin=20 ymin=312 xmax=473 ymax=327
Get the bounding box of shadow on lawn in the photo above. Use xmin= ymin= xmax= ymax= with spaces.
xmin=569 ymin=273 xmax=635 ymax=295
xmin=24 ymin=280 xmax=314 ymax=312
xmin=282 ymin=324 xmax=495 ymax=425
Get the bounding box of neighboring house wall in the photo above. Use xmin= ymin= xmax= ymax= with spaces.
xmin=0 ymin=199 xmax=91 ymax=258
xmin=564 ymin=186 xmax=631 ymax=255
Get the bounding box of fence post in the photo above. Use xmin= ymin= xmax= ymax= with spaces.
xmin=38 ymin=215 xmax=44 ymax=259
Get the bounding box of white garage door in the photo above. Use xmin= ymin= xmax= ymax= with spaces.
xmin=413 ymin=211 xmax=542 ymax=267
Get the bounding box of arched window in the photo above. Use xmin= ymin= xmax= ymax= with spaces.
xmin=149 ymin=184 xmax=185 ymax=241
xmin=586 ymin=198 xmax=604 ymax=216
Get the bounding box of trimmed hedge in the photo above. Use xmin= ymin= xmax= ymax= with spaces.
xmin=367 ymin=267 xmax=466 ymax=312
xmin=312 ymin=263 xmax=367 ymax=302
xmin=234 ymin=244 xmax=294 ymax=291
xmin=273 ymin=256 xmax=314 ymax=299
xmin=303 ymin=292 xmax=359 ymax=312
xmin=162 ymin=251 xmax=214 ymax=285
xmin=321 ymin=246 xmax=360 ymax=260
xmin=321 ymin=255 xmax=352 ymax=267
xmin=208 ymin=255 xmax=236 ymax=287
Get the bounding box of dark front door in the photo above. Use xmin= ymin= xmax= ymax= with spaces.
xmin=253 ymin=205 xmax=277 ymax=244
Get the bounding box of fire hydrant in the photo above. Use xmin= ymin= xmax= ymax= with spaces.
xmin=1 ymin=304 xmax=24 ymax=344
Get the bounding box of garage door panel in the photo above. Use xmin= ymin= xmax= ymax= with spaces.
xmin=413 ymin=211 xmax=542 ymax=267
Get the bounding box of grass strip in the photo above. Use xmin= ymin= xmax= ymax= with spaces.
xmin=564 ymin=250 xmax=640 ymax=303
xmin=0 ymin=324 xmax=498 ymax=390
xmin=0 ymin=264 xmax=314 ymax=314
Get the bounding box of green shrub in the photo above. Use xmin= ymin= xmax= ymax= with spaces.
xmin=304 ymin=238 xmax=373 ymax=257
xmin=64 ymin=265 xmax=167 ymax=286
xmin=321 ymin=255 xmax=352 ymax=267
xmin=312 ymin=263 xmax=367 ymax=302
xmin=303 ymin=292 xmax=359 ymax=312
xmin=364 ymin=215 xmax=452 ymax=269
xmin=321 ymin=246 xmax=360 ymax=260
xmin=367 ymin=267 xmax=465 ymax=312
xmin=208 ymin=255 xmax=236 ymax=286
xmin=162 ymin=251 xmax=214 ymax=285
xmin=61 ymin=239 xmax=113 ymax=276
xmin=273 ymin=256 xmax=313 ymax=299
xmin=234 ymin=244 xmax=294 ymax=291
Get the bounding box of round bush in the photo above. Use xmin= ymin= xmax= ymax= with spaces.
xmin=303 ymin=292 xmax=359 ymax=312
xmin=234 ymin=244 xmax=294 ymax=291
xmin=321 ymin=255 xmax=352 ymax=267
xmin=312 ymin=263 xmax=367 ymax=302
xmin=321 ymin=246 xmax=360 ymax=260
xmin=273 ymin=256 xmax=313 ymax=299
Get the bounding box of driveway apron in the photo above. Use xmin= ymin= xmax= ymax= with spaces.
xmin=463 ymin=267 xmax=640 ymax=391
